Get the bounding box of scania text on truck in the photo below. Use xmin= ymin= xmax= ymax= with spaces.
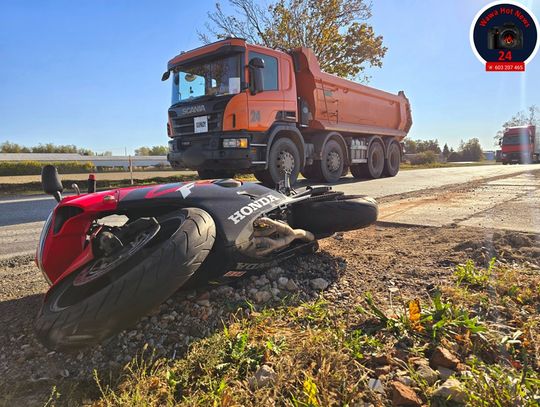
xmin=162 ymin=38 xmax=413 ymax=185
xmin=499 ymin=125 xmax=540 ymax=164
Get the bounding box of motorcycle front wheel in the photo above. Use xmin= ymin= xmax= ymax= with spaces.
xmin=35 ymin=208 xmax=215 ymax=351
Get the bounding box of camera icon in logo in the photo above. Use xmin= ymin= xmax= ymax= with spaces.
xmin=487 ymin=22 xmax=523 ymax=50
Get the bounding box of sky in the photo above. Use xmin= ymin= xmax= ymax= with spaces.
xmin=0 ymin=0 xmax=539 ymax=154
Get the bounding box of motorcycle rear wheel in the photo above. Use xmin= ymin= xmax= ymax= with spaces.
xmin=34 ymin=208 xmax=215 ymax=351
xmin=291 ymin=195 xmax=378 ymax=237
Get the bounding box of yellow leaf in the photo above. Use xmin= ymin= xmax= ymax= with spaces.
xmin=408 ymin=299 xmax=423 ymax=332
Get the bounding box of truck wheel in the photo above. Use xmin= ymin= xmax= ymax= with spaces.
xmin=342 ymin=165 xmax=349 ymax=177
xmin=301 ymin=165 xmax=318 ymax=180
xmin=198 ymin=170 xmax=236 ymax=179
xmin=319 ymin=139 xmax=345 ymax=183
xmin=34 ymin=208 xmax=215 ymax=351
xmin=257 ymin=137 xmax=300 ymax=187
xmin=350 ymin=164 xmax=369 ymax=179
xmin=383 ymin=142 xmax=401 ymax=177
xmin=364 ymin=141 xmax=385 ymax=179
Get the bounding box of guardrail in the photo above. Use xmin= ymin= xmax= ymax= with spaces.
xmin=0 ymin=153 xmax=169 ymax=169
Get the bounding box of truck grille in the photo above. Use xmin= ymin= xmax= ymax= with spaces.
xmin=170 ymin=112 xmax=223 ymax=136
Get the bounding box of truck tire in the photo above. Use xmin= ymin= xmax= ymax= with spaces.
xmin=383 ymin=142 xmax=401 ymax=177
xmin=364 ymin=140 xmax=385 ymax=179
xmin=256 ymin=137 xmax=300 ymax=187
xmin=300 ymin=165 xmax=319 ymax=181
xmin=318 ymin=139 xmax=345 ymax=183
xmin=198 ymin=170 xmax=236 ymax=180
xmin=34 ymin=208 xmax=216 ymax=351
xmin=291 ymin=195 xmax=378 ymax=237
xmin=350 ymin=164 xmax=370 ymax=179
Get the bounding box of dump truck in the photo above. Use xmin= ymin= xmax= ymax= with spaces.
xmin=162 ymin=38 xmax=412 ymax=185
xmin=500 ymin=125 xmax=540 ymax=164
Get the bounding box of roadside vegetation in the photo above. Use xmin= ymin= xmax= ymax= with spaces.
xmin=89 ymin=259 xmax=540 ymax=406
xmin=0 ymin=161 xmax=94 ymax=176
xmin=404 ymin=138 xmax=486 ymax=165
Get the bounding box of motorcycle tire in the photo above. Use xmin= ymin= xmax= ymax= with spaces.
xmin=34 ymin=208 xmax=215 ymax=351
xmin=291 ymin=195 xmax=378 ymax=237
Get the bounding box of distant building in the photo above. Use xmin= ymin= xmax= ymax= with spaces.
xmin=483 ymin=151 xmax=495 ymax=161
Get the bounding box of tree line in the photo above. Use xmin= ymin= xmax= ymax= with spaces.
xmin=0 ymin=141 xmax=96 ymax=155
xmin=404 ymin=138 xmax=484 ymax=163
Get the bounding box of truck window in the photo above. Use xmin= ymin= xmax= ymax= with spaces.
xmin=249 ymin=51 xmax=278 ymax=91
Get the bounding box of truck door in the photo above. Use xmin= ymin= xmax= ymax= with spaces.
xmin=246 ymin=51 xmax=284 ymax=132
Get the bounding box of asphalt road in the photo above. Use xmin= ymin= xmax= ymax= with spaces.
xmin=0 ymin=164 xmax=538 ymax=259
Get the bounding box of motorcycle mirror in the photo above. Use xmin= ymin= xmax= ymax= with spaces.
xmin=41 ymin=165 xmax=63 ymax=202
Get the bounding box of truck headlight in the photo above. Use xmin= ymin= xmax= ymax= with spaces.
xmin=502 ymin=153 xmax=507 ymax=157
xmin=223 ymin=138 xmax=248 ymax=148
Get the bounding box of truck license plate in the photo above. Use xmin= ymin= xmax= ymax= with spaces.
xmin=194 ymin=116 xmax=208 ymax=133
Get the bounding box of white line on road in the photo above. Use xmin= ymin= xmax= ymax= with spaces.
xmin=0 ymin=196 xmax=53 ymax=205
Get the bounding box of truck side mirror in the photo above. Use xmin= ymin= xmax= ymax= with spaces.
xmin=498 ymin=139 xmax=502 ymax=146
xmin=249 ymin=57 xmax=265 ymax=95
xmin=42 ymin=165 xmax=63 ymax=202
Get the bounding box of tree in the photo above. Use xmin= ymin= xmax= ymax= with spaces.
xmin=0 ymin=141 xmax=93 ymax=154
xmin=404 ymin=139 xmax=417 ymax=154
xmin=0 ymin=141 xmax=31 ymax=153
xmin=403 ymin=138 xmax=440 ymax=154
xmin=459 ymin=138 xmax=483 ymax=161
xmin=416 ymin=139 xmax=441 ymax=154
xmin=135 ymin=146 xmax=168 ymax=156
xmin=495 ymin=105 xmax=539 ymax=146
xmin=448 ymin=138 xmax=484 ymax=162
xmin=200 ymin=0 xmax=387 ymax=81
xmin=442 ymin=143 xmax=450 ymax=160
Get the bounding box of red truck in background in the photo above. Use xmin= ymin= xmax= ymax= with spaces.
xmin=162 ymin=38 xmax=412 ymax=186
xmin=500 ymin=125 xmax=540 ymax=164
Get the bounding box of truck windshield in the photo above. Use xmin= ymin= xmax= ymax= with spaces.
xmin=502 ymin=132 xmax=529 ymax=145
xmin=171 ymin=55 xmax=242 ymax=105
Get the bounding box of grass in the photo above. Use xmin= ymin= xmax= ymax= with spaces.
xmin=454 ymin=258 xmax=495 ymax=288
xmin=46 ymin=258 xmax=540 ymax=406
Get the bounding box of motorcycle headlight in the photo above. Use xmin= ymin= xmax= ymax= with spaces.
xmin=36 ymin=212 xmax=53 ymax=285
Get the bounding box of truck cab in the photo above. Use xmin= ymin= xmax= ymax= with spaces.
xmin=163 ymin=38 xmax=298 ymax=180
xmin=500 ymin=125 xmax=540 ymax=164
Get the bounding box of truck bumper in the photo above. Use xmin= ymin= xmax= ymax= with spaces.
xmin=167 ymin=132 xmax=267 ymax=171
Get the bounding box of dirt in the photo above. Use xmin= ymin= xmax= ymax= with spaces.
xmin=0 ymin=222 xmax=538 ymax=406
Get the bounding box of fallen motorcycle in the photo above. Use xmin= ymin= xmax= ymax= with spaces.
xmin=35 ymin=166 xmax=378 ymax=350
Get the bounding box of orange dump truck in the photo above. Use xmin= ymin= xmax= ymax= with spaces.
xmin=162 ymin=38 xmax=412 ymax=185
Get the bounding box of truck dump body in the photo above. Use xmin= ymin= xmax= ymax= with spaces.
xmin=293 ymin=48 xmax=412 ymax=139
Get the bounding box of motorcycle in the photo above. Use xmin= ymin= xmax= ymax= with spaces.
xmin=35 ymin=165 xmax=378 ymax=351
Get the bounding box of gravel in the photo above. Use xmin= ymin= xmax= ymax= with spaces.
xmin=0 ymin=249 xmax=344 ymax=405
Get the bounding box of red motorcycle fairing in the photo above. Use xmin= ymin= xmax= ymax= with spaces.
xmin=39 ymin=180 xmax=288 ymax=287
xmin=39 ymin=190 xmax=120 ymax=285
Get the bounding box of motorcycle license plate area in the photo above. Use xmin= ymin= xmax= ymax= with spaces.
xmin=194 ymin=115 xmax=208 ymax=133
